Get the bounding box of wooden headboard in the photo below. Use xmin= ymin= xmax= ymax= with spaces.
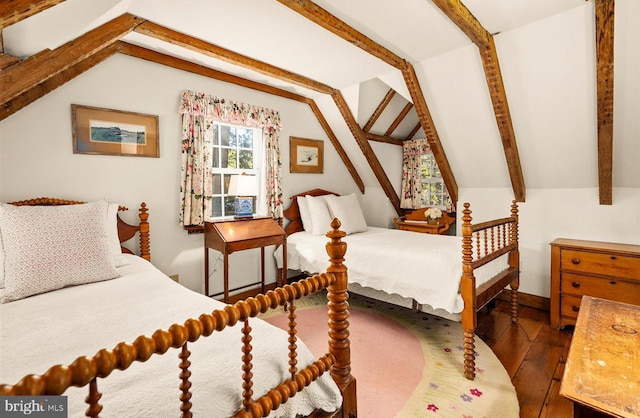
xmin=8 ymin=197 xmax=150 ymax=261
xmin=283 ymin=189 xmax=338 ymax=235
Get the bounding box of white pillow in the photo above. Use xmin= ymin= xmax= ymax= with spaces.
xmin=107 ymin=203 xmax=128 ymax=267
xmin=297 ymin=196 xmax=314 ymax=233
xmin=324 ymin=193 xmax=368 ymax=235
xmin=305 ymin=195 xmax=333 ymax=236
xmin=0 ymin=200 xmax=120 ymax=303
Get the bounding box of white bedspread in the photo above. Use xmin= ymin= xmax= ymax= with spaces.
xmin=0 ymin=255 xmax=341 ymax=417
xmin=276 ymin=227 xmax=508 ymax=314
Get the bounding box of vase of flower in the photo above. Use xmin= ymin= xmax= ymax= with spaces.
xmin=424 ymin=208 xmax=442 ymax=224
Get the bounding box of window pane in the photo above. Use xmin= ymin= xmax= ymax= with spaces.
xmin=238 ymin=128 xmax=253 ymax=148
xmin=433 ymin=162 xmax=442 ymax=178
xmin=430 ymin=182 xmax=443 ymax=206
xmin=420 ymin=187 xmax=430 ymax=207
xmin=239 ymin=150 xmax=253 ymax=170
xmin=221 ymin=125 xmax=237 ymax=147
xmin=224 ymin=196 xmax=235 ymax=216
xmin=212 ymin=197 xmax=222 ymax=218
xmin=212 ymin=174 xmax=222 ymax=194
xmin=212 ymin=147 xmax=220 ymax=168
xmin=223 ymin=174 xmax=232 ymax=194
xmin=221 ymin=148 xmax=237 ymax=168
xmin=211 ymin=124 xmax=219 ymax=146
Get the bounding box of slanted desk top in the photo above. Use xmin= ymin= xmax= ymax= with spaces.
xmin=561 ymin=296 xmax=640 ymax=417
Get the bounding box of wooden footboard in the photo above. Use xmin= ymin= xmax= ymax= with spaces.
xmin=0 ymin=221 xmax=356 ymax=418
xmin=460 ymin=201 xmax=520 ymax=380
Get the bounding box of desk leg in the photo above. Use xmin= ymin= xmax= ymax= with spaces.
xmin=204 ymin=247 xmax=209 ymax=297
xmin=223 ymin=252 xmax=229 ymax=303
xmin=260 ymin=247 xmax=265 ymax=293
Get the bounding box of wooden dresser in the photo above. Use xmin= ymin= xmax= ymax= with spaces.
xmin=550 ymin=238 xmax=640 ymax=329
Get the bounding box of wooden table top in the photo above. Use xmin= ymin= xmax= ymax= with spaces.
xmin=561 ymin=296 xmax=640 ymax=417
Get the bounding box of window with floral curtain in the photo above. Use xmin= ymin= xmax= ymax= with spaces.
xmin=179 ymin=90 xmax=283 ymax=227
xmin=400 ymin=138 xmax=453 ymax=212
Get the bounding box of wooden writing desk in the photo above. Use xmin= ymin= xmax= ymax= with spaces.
xmin=561 ymin=296 xmax=640 ymax=417
xmin=393 ymin=207 xmax=455 ymax=235
xmin=204 ymin=217 xmax=286 ymax=302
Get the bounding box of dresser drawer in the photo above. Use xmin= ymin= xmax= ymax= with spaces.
xmin=560 ymin=294 xmax=583 ymax=320
xmin=561 ymin=273 xmax=640 ymax=305
xmin=560 ymin=249 xmax=640 ymax=280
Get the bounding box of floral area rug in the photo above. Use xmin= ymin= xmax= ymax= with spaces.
xmin=262 ymin=291 xmax=519 ymax=418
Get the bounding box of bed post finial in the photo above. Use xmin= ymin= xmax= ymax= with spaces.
xmin=325 ymin=218 xmax=357 ymax=418
xmin=138 ymin=202 xmax=150 ymax=261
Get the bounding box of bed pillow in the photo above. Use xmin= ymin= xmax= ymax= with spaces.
xmin=107 ymin=203 xmax=128 ymax=267
xmin=297 ymin=196 xmax=314 ymax=233
xmin=0 ymin=200 xmax=120 ymax=303
xmin=324 ymin=193 xmax=368 ymax=235
xmin=0 ymin=238 xmax=4 ymax=289
xmin=305 ymin=195 xmax=333 ymax=236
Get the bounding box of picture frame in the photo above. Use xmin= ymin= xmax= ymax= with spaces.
xmin=290 ymin=137 xmax=324 ymax=173
xmin=71 ymin=104 xmax=159 ymax=157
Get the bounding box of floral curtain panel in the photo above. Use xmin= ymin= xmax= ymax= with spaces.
xmin=179 ymin=90 xmax=283 ymax=226
xmin=400 ymin=138 xmax=453 ymax=212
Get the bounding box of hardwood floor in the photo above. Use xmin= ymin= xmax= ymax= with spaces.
xmin=476 ymin=300 xmax=575 ymax=418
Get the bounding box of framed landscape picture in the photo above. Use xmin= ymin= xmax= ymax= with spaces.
xmin=71 ymin=104 xmax=159 ymax=157
xmin=290 ymin=136 xmax=324 ymax=173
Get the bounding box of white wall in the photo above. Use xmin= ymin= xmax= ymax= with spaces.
xmin=0 ymin=53 xmax=359 ymax=294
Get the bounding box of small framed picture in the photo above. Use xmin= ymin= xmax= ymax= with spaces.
xmin=71 ymin=104 xmax=159 ymax=157
xmin=290 ymin=137 xmax=323 ymax=173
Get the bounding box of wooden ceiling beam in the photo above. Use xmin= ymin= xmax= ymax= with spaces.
xmin=384 ymin=102 xmax=413 ymax=136
xmin=118 ymin=41 xmax=364 ymax=193
xmin=0 ymin=0 xmax=66 ymax=28
xmin=363 ymin=88 xmax=395 ymax=132
xmin=307 ymin=99 xmax=365 ymax=193
xmin=406 ymin=122 xmax=422 ymax=141
xmin=429 ymin=0 xmax=491 ymax=48
xmin=118 ymin=42 xmax=309 ymax=102
xmin=0 ymin=52 xmax=21 ymax=69
xmin=479 ymin=37 xmax=526 ymax=202
xmin=134 ymin=21 xmax=333 ymax=95
xmin=595 ymin=0 xmax=615 ymax=205
xmin=432 ymin=0 xmax=525 ymax=202
xmin=332 ymin=90 xmax=402 ymax=215
xmin=365 ymin=132 xmax=403 ymax=146
xmin=274 ymin=0 xmax=405 ymax=69
xmin=402 ymin=62 xmax=458 ymax=204
xmin=0 ymin=13 xmax=143 ymax=105
xmin=0 ymin=42 xmax=119 ymax=122
xmin=275 ymin=0 xmax=458 ymax=206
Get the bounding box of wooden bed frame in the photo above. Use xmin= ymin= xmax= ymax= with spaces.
xmin=283 ymin=189 xmax=520 ymax=380
xmin=0 ymin=198 xmax=357 ymax=418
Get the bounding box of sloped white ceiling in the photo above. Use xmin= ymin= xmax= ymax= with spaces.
xmin=3 ymin=0 xmax=639 ymax=191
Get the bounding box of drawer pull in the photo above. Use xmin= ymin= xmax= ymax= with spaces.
xmin=571 ymin=258 xmax=581 ymax=265
xmin=572 ymin=306 xmax=580 ymax=313
xmin=610 ymin=281 xmax=617 ymax=285
xmin=610 ymin=256 xmax=617 ymax=260
xmin=571 ymin=281 xmax=581 ymax=288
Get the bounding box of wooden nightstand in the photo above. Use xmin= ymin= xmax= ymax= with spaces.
xmin=393 ymin=207 xmax=455 ymax=235
xmin=204 ymin=217 xmax=286 ymax=302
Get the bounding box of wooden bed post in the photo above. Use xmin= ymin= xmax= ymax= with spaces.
xmin=460 ymin=203 xmax=477 ymax=380
xmin=509 ymin=201 xmax=520 ymax=324
xmin=138 ymin=202 xmax=150 ymax=261
xmin=325 ymin=219 xmax=357 ymax=418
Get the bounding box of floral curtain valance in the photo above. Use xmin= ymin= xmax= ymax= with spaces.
xmin=179 ymin=90 xmax=283 ymax=227
xmin=179 ymin=90 xmax=282 ymax=130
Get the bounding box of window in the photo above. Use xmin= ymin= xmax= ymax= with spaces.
xmin=420 ymin=153 xmax=445 ymax=209
xmin=210 ymin=122 xmax=263 ymax=218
